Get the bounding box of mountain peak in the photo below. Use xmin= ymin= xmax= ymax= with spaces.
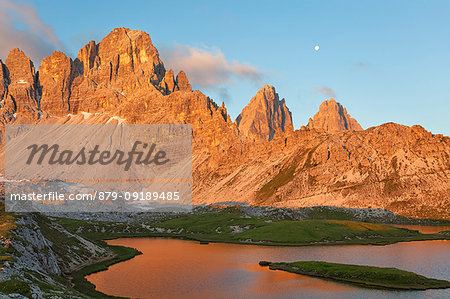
xmin=236 ymin=85 xmax=293 ymax=141
xmin=3 ymin=47 xmax=39 ymax=116
xmin=75 ymin=27 xmax=165 ymax=83
xmin=5 ymin=48 xmax=35 ymax=83
xmin=254 ymin=85 xmax=276 ymax=102
xmin=176 ymin=70 xmax=191 ymax=91
xmin=307 ymin=99 xmax=362 ymax=133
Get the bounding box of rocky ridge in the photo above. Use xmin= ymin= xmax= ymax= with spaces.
xmin=0 ymin=213 xmax=109 ymax=298
xmin=0 ymin=27 xmax=449 ymax=220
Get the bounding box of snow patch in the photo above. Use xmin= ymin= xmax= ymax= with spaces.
xmin=81 ymin=111 xmax=92 ymax=119
xmin=106 ymin=116 xmax=126 ymax=124
xmin=115 ymin=89 xmax=126 ymax=97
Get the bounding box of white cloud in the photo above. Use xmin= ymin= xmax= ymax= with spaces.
xmin=0 ymin=0 xmax=64 ymax=64
xmin=315 ymin=86 xmax=336 ymax=99
xmin=160 ymin=44 xmax=264 ymax=88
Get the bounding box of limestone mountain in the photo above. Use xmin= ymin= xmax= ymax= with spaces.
xmin=2 ymin=27 xmax=193 ymax=120
xmin=236 ymin=85 xmax=293 ymax=141
xmin=0 ymin=28 xmax=449 ymax=220
xmin=1 ymin=49 xmax=40 ymax=122
xmin=39 ymin=51 xmax=73 ymax=115
xmin=307 ymin=98 xmax=363 ymax=132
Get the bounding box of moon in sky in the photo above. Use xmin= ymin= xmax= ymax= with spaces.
xmin=314 ymin=45 xmax=320 ymax=51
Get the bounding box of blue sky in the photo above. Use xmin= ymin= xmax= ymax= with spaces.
xmin=1 ymin=0 xmax=449 ymax=135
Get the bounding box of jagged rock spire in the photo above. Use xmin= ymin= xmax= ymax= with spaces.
xmin=237 ymin=85 xmax=293 ymax=141
xmin=307 ymin=98 xmax=362 ymax=132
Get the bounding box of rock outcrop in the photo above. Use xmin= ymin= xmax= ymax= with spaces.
xmin=3 ymin=48 xmax=39 ymax=118
xmin=175 ymin=70 xmax=192 ymax=92
xmin=307 ymin=98 xmax=362 ymax=132
xmin=39 ymin=51 xmax=73 ymax=115
xmin=0 ymin=213 xmax=112 ymax=297
xmin=160 ymin=69 xmax=176 ymax=94
xmin=236 ymin=85 xmax=293 ymax=141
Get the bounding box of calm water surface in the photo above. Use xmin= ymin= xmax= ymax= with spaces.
xmin=87 ymin=226 xmax=450 ymax=299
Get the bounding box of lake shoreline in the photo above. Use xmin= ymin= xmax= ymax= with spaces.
xmin=97 ymin=231 xmax=449 ymax=247
xmin=72 ymin=235 xmax=449 ymax=298
xmin=71 ymin=243 xmax=142 ymax=298
xmin=62 ymin=214 xmax=449 ymax=298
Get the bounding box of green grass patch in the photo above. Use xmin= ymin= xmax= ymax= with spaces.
xmin=158 ymin=210 xmax=267 ymax=235
xmin=154 ymin=210 xmax=448 ymax=245
xmin=0 ymin=214 xmax=16 ymax=238
xmin=256 ymin=159 xmax=297 ymax=203
xmin=0 ymin=279 xmax=31 ymax=297
xmin=71 ymin=243 xmax=141 ymax=298
xmin=233 ymin=219 xmax=423 ymax=244
xmin=263 ymin=261 xmax=450 ymax=290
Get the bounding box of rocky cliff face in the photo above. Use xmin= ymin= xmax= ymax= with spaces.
xmin=0 ymin=28 xmax=448 ymax=220
xmin=69 ymin=27 xmax=167 ymax=113
xmin=0 ymin=60 xmax=7 ymax=100
xmin=237 ymin=85 xmax=293 ymax=141
xmin=7 ymin=27 xmax=192 ymax=118
xmin=307 ymin=98 xmax=363 ymax=132
xmin=1 ymin=48 xmax=40 ymax=122
xmin=39 ymin=51 xmax=74 ymax=115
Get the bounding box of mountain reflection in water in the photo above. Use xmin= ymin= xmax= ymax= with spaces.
xmin=87 ymin=230 xmax=449 ymax=299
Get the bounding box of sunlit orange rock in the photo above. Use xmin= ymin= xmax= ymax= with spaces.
xmin=0 ymin=28 xmax=448 ymax=220
xmin=307 ymin=98 xmax=363 ymax=132
xmin=237 ymin=85 xmax=293 ymax=141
